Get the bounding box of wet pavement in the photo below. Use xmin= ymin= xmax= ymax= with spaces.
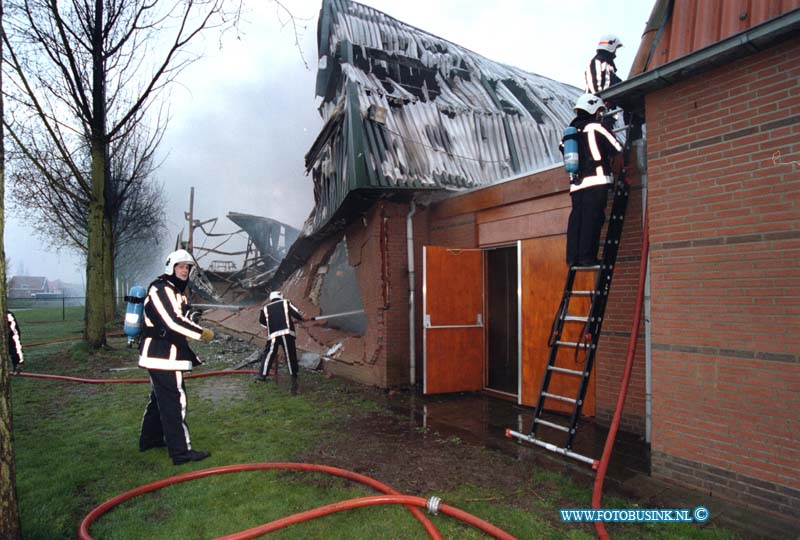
xmin=383 ymin=391 xmax=646 ymax=476
xmin=380 ymin=390 xmax=799 ymax=540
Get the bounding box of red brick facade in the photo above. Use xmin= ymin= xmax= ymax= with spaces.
xmin=646 ymin=38 xmax=800 ymax=519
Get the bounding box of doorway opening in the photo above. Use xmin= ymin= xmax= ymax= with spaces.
xmin=485 ymin=246 xmax=518 ymax=395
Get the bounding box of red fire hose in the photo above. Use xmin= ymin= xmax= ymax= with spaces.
xmin=17 ymin=332 xmax=259 ymax=383
xmin=78 ymin=463 xmax=517 ymax=540
xmin=15 ymin=370 xmax=258 ymax=384
xmin=24 ymin=331 xmax=125 ymax=349
xmin=23 ymin=337 xmax=515 ymax=539
xmin=591 ymin=206 xmax=649 ymax=540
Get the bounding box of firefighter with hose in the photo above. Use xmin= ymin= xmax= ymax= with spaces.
xmin=255 ymin=291 xmax=309 ymax=395
xmin=137 ymin=249 xmax=215 ymax=465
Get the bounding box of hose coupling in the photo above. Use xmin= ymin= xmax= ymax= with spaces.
xmin=426 ymin=496 xmax=442 ymax=515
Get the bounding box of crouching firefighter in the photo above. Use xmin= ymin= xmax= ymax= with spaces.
xmin=256 ymin=291 xmax=307 ymax=394
xmin=138 ymin=249 xmax=215 ymax=465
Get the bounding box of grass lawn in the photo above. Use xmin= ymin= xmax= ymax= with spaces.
xmin=9 ymin=310 xmax=740 ymax=539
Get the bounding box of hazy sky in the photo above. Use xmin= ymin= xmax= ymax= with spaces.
xmin=4 ymin=0 xmax=654 ymax=285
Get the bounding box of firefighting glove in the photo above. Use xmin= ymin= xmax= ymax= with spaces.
xmin=200 ymin=328 xmax=214 ymax=342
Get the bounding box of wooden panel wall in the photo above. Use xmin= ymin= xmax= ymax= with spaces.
xmin=478 ymin=193 xmax=570 ymax=246
xmin=519 ymin=235 xmax=595 ymax=415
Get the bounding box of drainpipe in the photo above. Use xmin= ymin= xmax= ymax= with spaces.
xmin=635 ymin=138 xmax=652 ymax=444
xmin=407 ymin=199 xmax=417 ymax=386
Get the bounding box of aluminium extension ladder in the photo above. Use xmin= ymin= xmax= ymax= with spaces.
xmin=506 ymin=113 xmax=639 ymax=468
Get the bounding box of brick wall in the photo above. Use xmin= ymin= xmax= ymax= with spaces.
xmin=646 ymin=37 xmax=800 ymax=519
xmin=594 ymin=151 xmax=648 ymax=435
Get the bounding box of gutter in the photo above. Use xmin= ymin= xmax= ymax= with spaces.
xmin=635 ymin=140 xmax=652 ymax=444
xmin=603 ymin=9 xmax=800 ymax=111
xmin=407 ymin=199 xmax=417 ymax=386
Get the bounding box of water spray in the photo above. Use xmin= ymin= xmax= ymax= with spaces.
xmin=312 ymin=309 xmax=365 ymax=321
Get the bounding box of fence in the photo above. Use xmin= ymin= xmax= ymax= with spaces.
xmin=6 ymin=296 xmax=119 ymax=323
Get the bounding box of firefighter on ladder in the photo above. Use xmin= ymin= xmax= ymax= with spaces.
xmin=255 ymin=291 xmax=308 ymax=395
xmin=561 ymin=94 xmax=623 ymax=267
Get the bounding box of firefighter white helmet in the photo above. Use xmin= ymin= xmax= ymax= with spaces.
xmin=269 ymin=291 xmax=284 ymax=301
xmin=597 ymin=34 xmax=623 ymax=53
xmin=163 ymin=249 xmax=194 ymax=276
xmin=574 ymin=93 xmax=606 ymax=115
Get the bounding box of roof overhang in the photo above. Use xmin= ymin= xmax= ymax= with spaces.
xmin=603 ymin=9 xmax=800 ymax=113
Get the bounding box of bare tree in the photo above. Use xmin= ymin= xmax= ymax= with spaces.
xmin=7 ymin=118 xmax=168 ymax=317
xmin=2 ymin=0 xmax=242 ymax=347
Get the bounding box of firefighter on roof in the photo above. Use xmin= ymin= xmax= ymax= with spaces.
xmin=256 ymin=291 xmax=307 ymax=395
xmin=585 ymin=34 xmax=623 ymax=95
xmin=138 ymin=249 xmax=215 ymax=465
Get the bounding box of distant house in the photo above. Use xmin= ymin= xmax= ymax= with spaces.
xmin=8 ymin=275 xmax=48 ymax=299
xmin=46 ymin=279 xmax=84 ymax=298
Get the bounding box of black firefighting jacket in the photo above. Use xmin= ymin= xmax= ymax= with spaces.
xmin=585 ymin=49 xmax=622 ymax=95
xmin=560 ymin=114 xmax=622 ymax=192
xmin=138 ymin=275 xmax=203 ymax=371
xmin=259 ymin=298 xmax=304 ymax=341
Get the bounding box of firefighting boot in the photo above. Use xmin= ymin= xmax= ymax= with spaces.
xmin=139 ymin=438 xmax=167 ymax=452
xmin=172 ymin=449 xmax=211 ymax=465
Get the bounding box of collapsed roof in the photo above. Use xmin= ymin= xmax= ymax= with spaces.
xmin=226 ymin=212 xmax=301 ymax=269
xmin=271 ymin=0 xmax=581 ymax=289
xmin=188 ymin=213 xmax=301 ymax=299
xmin=305 ymin=0 xmax=581 ymax=230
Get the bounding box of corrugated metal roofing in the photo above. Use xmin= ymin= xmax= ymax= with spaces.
xmin=631 ymin=0 xmax=799 ymax=76
xmin=306 ymin=0 xmax=580 ymax=230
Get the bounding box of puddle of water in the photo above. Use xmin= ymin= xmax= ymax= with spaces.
xmin=379 ymin=390 xmax=649 ymax=485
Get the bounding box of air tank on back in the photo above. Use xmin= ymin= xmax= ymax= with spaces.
xmin=123 ymin=285 xmax=146 ymax=347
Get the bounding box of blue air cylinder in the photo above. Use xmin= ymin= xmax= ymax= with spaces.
xmin=123 ymin=286 xmax=146 ymax=347
xmin=562 ymin=126 xmax=580 ymax=176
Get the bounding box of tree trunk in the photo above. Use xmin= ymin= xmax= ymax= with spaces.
xmin=0 ymin=0 xmax=23 ymax=532
xmin=103 ymin=215 xmax=116 ymax=322
xmin=84 ymin=139 xmax=107 ymax=347
xmin=85 ymin=0 xmax=108 ymax=348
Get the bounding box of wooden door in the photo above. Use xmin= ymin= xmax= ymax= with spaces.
xmin=520 ymin=236 xmax=595 ymax=415
xmin=423 ymin=246 xmax=484 ymax=394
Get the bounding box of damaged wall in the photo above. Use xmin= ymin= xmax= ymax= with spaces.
xmin=274 ymin=200 xmax=413 ymax=387
xmin=207 ymin=162 xmax=646 ymax=436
